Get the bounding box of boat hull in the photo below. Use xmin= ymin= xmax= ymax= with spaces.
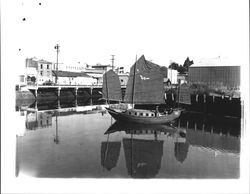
xmin=106 ymin=108 xmax=182 ymax=124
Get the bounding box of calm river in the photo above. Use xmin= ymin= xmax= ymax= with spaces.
xmin=15 ymin=98 xmax=240 ymax=178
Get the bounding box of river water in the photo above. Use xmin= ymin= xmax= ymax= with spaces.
xmin=15 ymin=98 xmax=240 ymax=178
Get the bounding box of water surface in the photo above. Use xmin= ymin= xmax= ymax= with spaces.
xmin=16 ymin=99 xmax=240 ymax=178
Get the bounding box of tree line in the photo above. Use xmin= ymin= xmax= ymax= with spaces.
xmin=168 ymin=57 xmax=194 ymax=74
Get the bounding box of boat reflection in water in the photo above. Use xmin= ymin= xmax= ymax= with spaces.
xmin=104 ymin=121 xmax=187 ymax=178
xmin=16 ymin=98 xmax=240 ymax=178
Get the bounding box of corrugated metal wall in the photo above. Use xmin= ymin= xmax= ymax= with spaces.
xmin=188 ymin=66 xmax=240 ymax=89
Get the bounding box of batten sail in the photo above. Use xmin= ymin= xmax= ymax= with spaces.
xmin=101 ymin=141 xmax=121 ymax=171
xmin=124 ymin=55 xmax=166 ymax=104
xmin=123 ymin=138 xmax=163 ymax=178
xmin=102 ymin=70 xmax=122 ymax=101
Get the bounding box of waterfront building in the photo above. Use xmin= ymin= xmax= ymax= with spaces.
xmin=163 ymin=68 xmax=178 ymax=85
xmin=84 ymin=63 xmax=128 ymax=85
xmin=25 ymin=57 xmax=53 ymax=85
xmin=118 ymin=73 xmax=129 ymax=87
xmin=84 ymin=64 xmax=113 ymax=84
xmin=188 ymin=57 xmax=240 ymax=90
xmin=177 ymin=74 xmax=188 ymax=85
xmin=52 ymin=62 xmax=85 ymax=72
xmin=16 ymin=75 xmax=27 ymax=91
xmin=52 ymin=70 xmax=95 ymax=85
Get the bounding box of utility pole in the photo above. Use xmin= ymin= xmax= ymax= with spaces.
xmin=54 ymin=44 xmax=60 ymax=84
xmin=111 ymin=55 xmax=115 ymax=71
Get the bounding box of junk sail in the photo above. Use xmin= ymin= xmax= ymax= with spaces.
xmin=101 ymin=141 xmax=121 ymax=171
xmin=124 ymin=55 xmax=166 ymax=104
xmin=102 ymin=70 xmax=122 ymax=101
xmin=123 ymin=138 xmax=163 ymax=178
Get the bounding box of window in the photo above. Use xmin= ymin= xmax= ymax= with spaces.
xmin=135 ymin=112 xmax=137 ymax=116
xmin=146 ymin=113 xmax=149 ymax=116
xmin=47 ymin=64 xmax=49 ymax=69
xmin=121 ymin=79 xmax=124 ymax=83
xmin=40 ymin=64 xmax=43 ymax=69
xmin=129 ymin=112 xmax=131 ymax=115
xmin=47 ymin=71 xmax=50 ymax=76
xmin=151 ymin=114 xmax=154 ymax=116
xmin=40 ymin=72 xmax=43 ymax=76
xmin=140 ymin=113 xmax=143 ymax=116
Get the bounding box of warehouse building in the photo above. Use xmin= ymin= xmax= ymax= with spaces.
xmin=188 ymin=57 xmax=240 ymax=90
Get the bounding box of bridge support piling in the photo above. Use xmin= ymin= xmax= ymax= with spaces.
xmin=74 ymin=88 xmax=78 ymax=99
xmin=75 ymin=98 xmax=78 ymax=107
xmin=35 ymin=101 xmax=38 ymax=110
xmin=35 ymin=89 xmax=38 ymax=98
xmin=57 ymin=100 xmax=61 ymax=109
xmin=57 ymin=87 xmax=61 ymax=98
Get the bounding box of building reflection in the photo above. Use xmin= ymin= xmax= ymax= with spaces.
xmin=24 ymin=99 xmax=108 ymax=132
xmin=26 ymin=111 xmax=53 ymax=130
xmin=179 ymin=112 xmax=240 ymax=154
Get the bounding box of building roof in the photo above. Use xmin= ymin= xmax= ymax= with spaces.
xmin=52 ymin=70 xmax=91 ymax=78
xmin=92 ymin=64 xmax=112 ymax=68
xmin=38 ymin=59 xmax=52 ymax=64
xmin=191 ymin=57 xmax=239 ymax=67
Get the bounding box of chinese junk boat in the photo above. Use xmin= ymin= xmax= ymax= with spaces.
xmin=102 ymin=69 xmax=122 ymax=103
xmin=106 ymin=55 xmax=183 ymax=124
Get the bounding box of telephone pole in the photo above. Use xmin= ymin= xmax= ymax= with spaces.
xmin=54 ymin=44 xmax=60 ymax=84
xmin=111 ymin=55 xmax=115 ymax=71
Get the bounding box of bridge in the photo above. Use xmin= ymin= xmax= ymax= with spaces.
xmin=26 ymin=84 xmax=126 ymax=98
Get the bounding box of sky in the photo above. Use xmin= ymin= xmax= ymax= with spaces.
xmin=2 ymin=0 xmax=249 ymax=75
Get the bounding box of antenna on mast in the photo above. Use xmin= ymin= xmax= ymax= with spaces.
xmin=131 ymin=55 xmax=137 ymax=108
xmin=111 ymin=55 xmax=115 ymax=71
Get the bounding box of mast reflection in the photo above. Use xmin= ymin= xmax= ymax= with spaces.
xmin=54 ymin=111 xmax=59 ymax=144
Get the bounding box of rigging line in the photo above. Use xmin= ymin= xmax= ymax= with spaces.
xmin=105 ymin=70 xmax=109 ymax=104
xmin=131 ymin=55 xmax=137 ymax=106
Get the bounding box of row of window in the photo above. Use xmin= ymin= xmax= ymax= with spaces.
xmin=40 ymin=64 xmax=51 ymax=69
xmin=128 ymin=112 xmax=155 ymax=117
xmin=40 ymin=71 xmax=51 ymax=76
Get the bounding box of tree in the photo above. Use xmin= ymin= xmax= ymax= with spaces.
xmin=169 ymin=62 xmax=179 ymax=70
xmin=183 ymin=57 xmax=194 ymax=72
xmin=169 ymin=58 xmax=193 ymax=74
xmin=178 ymin=65 xmax=186 ymax=74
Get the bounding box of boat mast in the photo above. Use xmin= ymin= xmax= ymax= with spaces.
xmin=177 ymin=79 xmax=180 ymax=108
xmin=131 ymin=55 xmax=137 ymax=107
xmin=105 ymin=69 xmax=109 ymax=104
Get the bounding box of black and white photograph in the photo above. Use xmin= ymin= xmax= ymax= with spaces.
xmin=1 ymin=0 xmax=249 ymax=193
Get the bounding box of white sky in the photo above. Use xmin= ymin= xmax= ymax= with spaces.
xmin=2 ymin=0 xmax=249 ymax=75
